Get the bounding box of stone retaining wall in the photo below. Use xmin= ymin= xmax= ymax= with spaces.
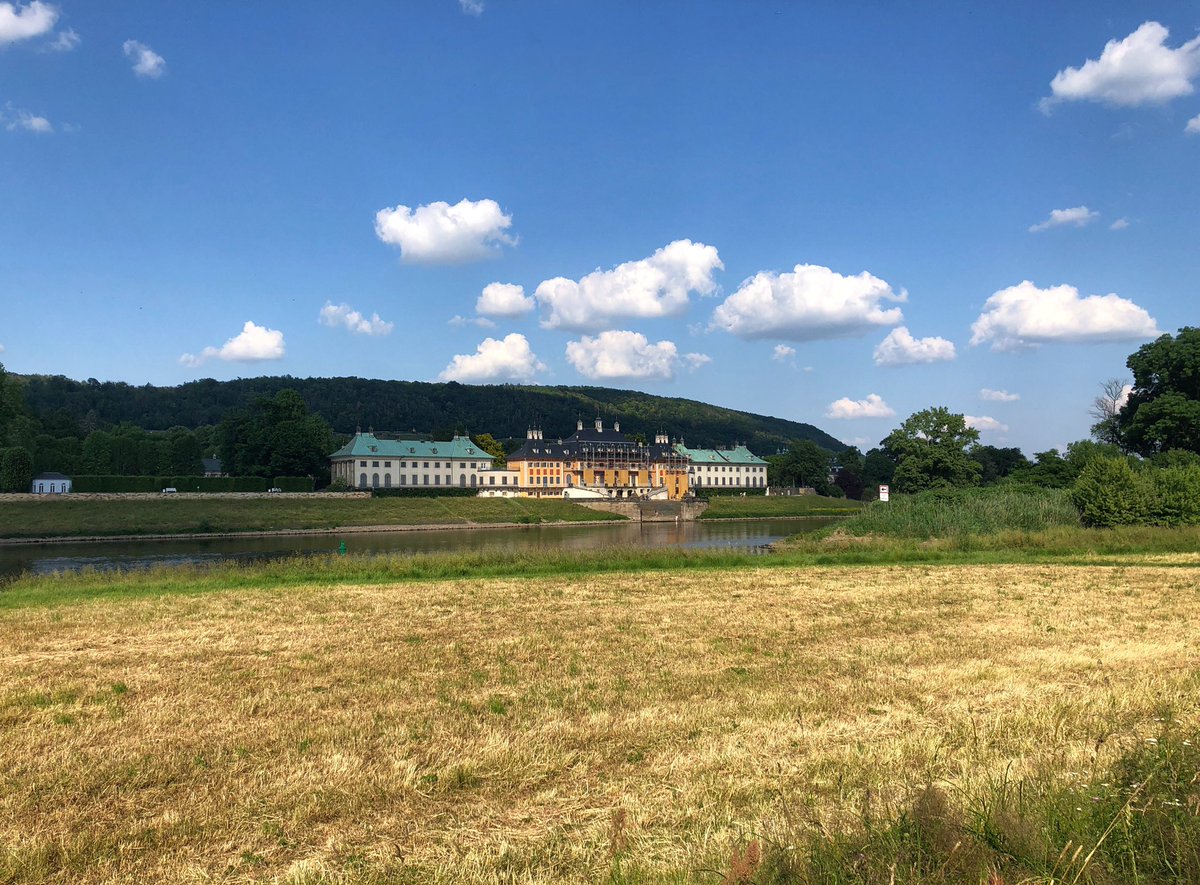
xmin=574 ymin=500 xmax=708 ymax=522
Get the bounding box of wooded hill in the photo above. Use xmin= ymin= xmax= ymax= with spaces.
xmin=16 ymin=374 xmax=845 ymax=453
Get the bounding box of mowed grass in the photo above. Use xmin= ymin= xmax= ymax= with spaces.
xmin=2 ymin=562 xmax=1199 ymax=882
xmin=0 ymin=496 xmax=623 ymax=540
xmin=700 ymin=494 xmax=862 ymax=519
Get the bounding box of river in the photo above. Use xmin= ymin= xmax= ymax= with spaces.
xmin=0 ymin=518 xmax=836 ymax=578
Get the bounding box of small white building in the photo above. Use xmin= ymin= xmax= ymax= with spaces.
xmin=31 ymin=473 xmax=72 ymax=495
xmin=476 ymin=467 xmax=521 ymax=497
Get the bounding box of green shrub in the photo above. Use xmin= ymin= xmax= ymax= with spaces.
xmin=271 ymin=476 xmax=314 ymax=492
xmin=1142 ymin=464 xmax=1200 ymax=526
xmin=0 ymin=447 xmax=34 ymax=493
xmin=1070 ymin=457 xmax=1146 ymax=528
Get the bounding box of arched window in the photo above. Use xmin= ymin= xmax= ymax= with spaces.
xmin=384 ymin=474 xmax=392 ymax=488
xmin=470 ymin=475 xmax=476 ymax=486
xmin=372 ymin=473 xmax=380 ymax=488
xmin=459 ymin=474 xmax=466 ymax=487
xmin=359 ymin=473 xmax=367 ymax=488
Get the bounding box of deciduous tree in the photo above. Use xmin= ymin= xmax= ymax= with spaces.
xmin=882 ymin=407 xmax=980 ymax=493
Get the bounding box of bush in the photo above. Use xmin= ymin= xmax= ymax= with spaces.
xmin=271 ymin=476 xmax=315 ymax=492
xmin=1070 ymin=457 xmax=1145 ymax=528
xmin=1143 ymin=464 xmax=1200 ymax=526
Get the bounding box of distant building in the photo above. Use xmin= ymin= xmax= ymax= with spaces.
xmin=505 ymin=419 xmax=690 ymax=500
xmin=31 ymin=473 xmax=72 ymax=495
xmin=674 ymin=442 xmax=768 ymax=490
xmin=201 ymin=456 xmax=224 ymax=477
xmin=329 ymin=431 xmax=503 ymax=490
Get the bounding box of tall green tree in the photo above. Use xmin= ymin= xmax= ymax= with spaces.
xmin=882 ymin=407 xmax=980 ymax=493
xmin=218 ymin=389 xmax=334 ymax=480
xmin=471 ymin=433 xmax=507 ymax=467
xmin=1118 ymin=328 xmax=1200 ymax=456
xmin=0 ymin=447 xmax=33 ymax=492
xmin=767 ymin=440 xmax=832 ymax=489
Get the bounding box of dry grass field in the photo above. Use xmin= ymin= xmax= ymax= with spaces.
xmin=2 ymin=561 xmax=1199 ymax=883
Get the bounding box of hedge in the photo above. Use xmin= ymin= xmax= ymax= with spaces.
xmin=370 ymin=487 xmax=481 ymax=498
xmin=272 ymin=476 xmax=315 ymax=492
xmin=1071 ymin=458 xmax=1200 ymax=527
xmin=71 ymin=475 xmax=272 ymax=493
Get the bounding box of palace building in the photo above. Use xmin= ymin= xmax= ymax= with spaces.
xmin=673 ymin=442 xmax=769 ymax=490
xmin=328 ymin=431 xmax=506 ymax=491
xmin=506 ymin=418 xmax=690 ymax=500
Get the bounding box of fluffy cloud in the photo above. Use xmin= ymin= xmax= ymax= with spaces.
xmin=825 ymin=394 xmax=895 ymax=420
xmin=1187 ymin=114 xmax=1200 ymax=134
xmin=1028 ymin=206 xmax=1099 ymax=232
xmin=873 ymin=326 xmax=956 ymax=367
xmin=1110 ymin=217 xmax=1131 ymax=230
xmin=710 ymin=263 xmax=905 ymax=341
xmin=375 ymin=198 xmax=515 ymax=264
xmin=459 ymin=0 xmax=484 ymax=15
xmin=439 ymin=333 xmax=544 ymax=383
xmin=564 ymin=330 xmax=708 ymax=381
xmin=123 ymin=39 xmax=165 ymax=78
xmin=965 ymin=415 xmax=1009 ymax=433
xmin=476 ymin=282 xmax=534 ymax=317
xmin=180 ymin=321 xmax=285 ymax=367
xmin=1115 ymin=383 xmax=1133 ymax=411
xmin=535 ymin=240 xmax=722 ymax=332
xmin=1043 ymin=22 xmax=1200 ymax=109
xmin=319 ymin=302 xmax=393 ymax=336
xmin=980 ymin=388 xmax=1020 ymax=402
xmin=0 ymin=1 xmax=56 ymax=44
xmin=2 ymin=103 xmax=52 ymax=133
xmin=970 ymin=280 xmax=1160 ymax=350
xmin=772 ymin=344 xmax=796 ymax=362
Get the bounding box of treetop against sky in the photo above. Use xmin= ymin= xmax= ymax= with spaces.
xmin=1 ymin=1 xmax=1197 ymax=452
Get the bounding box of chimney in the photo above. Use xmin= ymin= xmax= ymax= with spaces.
xmin=576 ymin=418 xmax=583 ymax=431
xmin=595 ymin=416 xmax=603 ymax=432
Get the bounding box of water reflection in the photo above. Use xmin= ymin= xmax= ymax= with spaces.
xmin=0 ymin=518 xmax=834 ymax=578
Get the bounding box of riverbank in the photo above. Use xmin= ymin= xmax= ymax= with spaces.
xmin=0 ymin=496 xmax=624 ymax=542
xmin=2 ymin=559 xmax=1196 ymax=882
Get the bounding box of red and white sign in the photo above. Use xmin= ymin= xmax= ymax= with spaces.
xmin=879 ymin=484 xmax=890 ymax=502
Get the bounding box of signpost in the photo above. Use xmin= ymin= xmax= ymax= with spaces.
xmin=879 ymin=484 xmax=890 ymax=503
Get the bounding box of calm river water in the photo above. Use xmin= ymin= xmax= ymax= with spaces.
xmin=0 ymin=518 xmax=836 ymax=578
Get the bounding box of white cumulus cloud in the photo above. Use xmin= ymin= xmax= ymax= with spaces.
xmin=319 ymin=302 xmax=393 ymax=336
xmin=970 ymin=280 xmax=1160 ymax=351
xmin=535 ymin=240 xmax=722 ymax=332
xmin=180 ymin=321 xmax=285 ymax=367
xmin=825 ymin=394 xmax=896 ymax=420
xmin=375 ymin=198 xmax=516 ymax=264
xmin=2 ymin=103 xmax=52 ymax=133
xmin=476 ymin=282 xmax=534 ymax=317
xmin=1042 ymin=21 xmax=1200 ymax=109
xmin=965 ymin=415 xmax=1009 ymax=433
xmin=459 ymin=0 xmax=484 ymax=15
xmin=873 ymin=326 xmax=956 ymax=367
xmin=123 ymin=39 xmax=165 ymax=78
xmin=439 ymin=333 xmax=544 ymax=383
xmin=1187 ymin=114 xmax=1200 ymax=134
xmin=1110 ymin=217 xmax=1131 ymax=230
xmin=564 ymin=330 xmax=707 ymax=381
xmin=0 ymin=1 xmax=56 ymax=45
xmin=772 ymin=344 xmax=796 ymax=362
xmin=1115 ymin=383 xmax=1134 ymax=411
xmin=710 ymin=263 xmax=905 ymax=341
xmin=1028 ymin=206 xmax=1099 ymax=232
xmin=980 ymin=388 xmax=1020 ymax=402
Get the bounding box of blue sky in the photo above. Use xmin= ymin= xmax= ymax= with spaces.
xmin=2 ymin=1 xmax=1198 ymax=452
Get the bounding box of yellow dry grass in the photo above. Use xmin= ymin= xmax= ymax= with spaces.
xmin=2 ymin=563 xmax=1198 ymax=883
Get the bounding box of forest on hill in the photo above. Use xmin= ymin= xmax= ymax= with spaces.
xmin=13 ymin=374 xmax=845 ymax=454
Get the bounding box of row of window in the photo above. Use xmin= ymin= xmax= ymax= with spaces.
xmin=691 ymin=465 xmax=765 ymax=472
xmin=357 ymin=473 xmax=514 ymax=488
xmin=358 ymin=460 xmax=484 ymax=469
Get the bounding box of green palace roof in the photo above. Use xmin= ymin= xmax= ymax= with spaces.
xmin=674 ymin=443 xmax=768 ymax=465
xmin=330 ymin=432 xmax=489 ymax=461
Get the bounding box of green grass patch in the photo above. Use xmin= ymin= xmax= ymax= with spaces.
xmin=700 ymin=494 xmax=862 ymax=519
xmin=838 ymin=484 xmax=1080 ymax=538
xmin=0 ymin=496 xmax=623 ymax=540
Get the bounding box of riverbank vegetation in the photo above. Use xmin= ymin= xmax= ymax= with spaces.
xmin=2 ymin=562 xmax=1197 ymax=882
xmin=699 ymin=494 xmax=861 ymax=519
xmin=0 ymin=496 xmax=622 ymax=540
